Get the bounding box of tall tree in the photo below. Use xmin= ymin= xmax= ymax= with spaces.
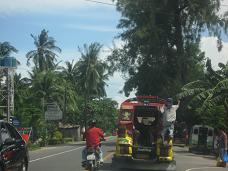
xmin=0 ymin=41 xmax=18 ymax=58
xmin=61 ymin=60 xmax=77 ymax=82
xmin=109 ymin=0 xmax=227 ymax=97
xmin=76 ymin=42 xmax=108 ymax=98
xmin=26 ymin=29 xmax=61 ymax=71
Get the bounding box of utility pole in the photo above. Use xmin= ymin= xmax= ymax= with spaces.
xmin=63 ymin=86 xmax=67 ymax=120
xmin=7 ymin=68 xmax=10 ymax=122
xmin=0 ymin=66 xmax=15 ymax=122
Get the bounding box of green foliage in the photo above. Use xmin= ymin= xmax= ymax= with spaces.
xmin=78 ymin=98 xmax=118 ymax=132
xmin=76 ymin=42 xmax=109 ymax=98
xmin=0 ymin=41 xmax=18 ymax=57
xmin=0 ymin=32 xmax=117 ymax=145
xmin=53 ymin=131 xmax=63 ymax=140
xmin=177 ymin=60 xmax=228 ymax=128
xmin=109 ymin=0 xmax=227 ymax=97
xmin=28 ymin=142 xmax=41 ymax=151
xmin=26 ymin=29 xmax=61 ymax=71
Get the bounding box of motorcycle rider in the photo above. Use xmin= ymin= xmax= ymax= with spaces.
xmin=82 ymin=120 xmax=104 ymax=167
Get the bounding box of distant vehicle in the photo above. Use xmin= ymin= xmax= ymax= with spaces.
xmin=0 ymin=120 xmax=29 ymax=171
xmin=189 ymin=125 xmax=214 ymax=154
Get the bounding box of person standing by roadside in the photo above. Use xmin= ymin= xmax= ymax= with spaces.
xmin=217 ymin=127 xmax=227 ymax=167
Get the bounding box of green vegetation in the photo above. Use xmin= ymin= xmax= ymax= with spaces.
xmin=177 ymin=60 xmax=228 ymax=130
xmin=1 ymin=0 xmax=228 ymax=145
xmin=109 ymin=0 xmax=228 ymax=130
xmin=0 ymin=30 xmax=118 ymax=146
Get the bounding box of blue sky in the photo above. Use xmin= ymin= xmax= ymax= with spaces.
xmin=0 ymin=0 xmax=228 ymax=104
xmin=0 ymin=0 xmax=131 ymax=104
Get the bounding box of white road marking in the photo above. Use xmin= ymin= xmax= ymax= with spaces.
xmin=185 ymin=166 xmax=222 ymax=171
xmin=29 ymin=146 xmax=85 ymax=163
xmin=29 ymin=137 xmax=116 ymax=163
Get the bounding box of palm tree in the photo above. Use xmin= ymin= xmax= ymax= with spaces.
xmin=26 ymin=29 xmax=61 ymax=71
xmin=0 ymin=42 xmax=18 ymax=58
xmin=0 ymin=42 xmax=19 ymax=98
xmin=75 ymin=42 xmax=109 ymax=127
xmin=29 ymin=69 xmax=78 ymax=121
xmin=76 ymin=42 xmax=108 ymax=98
xmin=61 ymin=60 xmax=77 ymax=85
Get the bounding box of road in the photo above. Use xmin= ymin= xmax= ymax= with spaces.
xmin=29 ymin=138 xmax=228 ymax=171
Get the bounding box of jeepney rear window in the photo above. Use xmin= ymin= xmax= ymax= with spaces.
xmin=193 ymin=129 xmax=198 ymax=135
xmin=120 ymin=110 xmax=132 ymax=121
xmin=208 ymin=130 xmax=213 ymax=136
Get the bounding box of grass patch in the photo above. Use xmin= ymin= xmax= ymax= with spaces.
xmin=28 ymin=143 xmax=41 ymax=151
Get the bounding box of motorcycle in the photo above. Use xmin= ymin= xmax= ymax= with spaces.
xmin=86 ymin=147 xmax=101 ymax=171
xmin=85 ymin=139 xmax=105 ymax=171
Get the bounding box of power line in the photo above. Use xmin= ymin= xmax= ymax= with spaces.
xmin=84 ymin=0 xmax=116 ymax=6
xmin=85 ymin=0 xmax=228 ymax=8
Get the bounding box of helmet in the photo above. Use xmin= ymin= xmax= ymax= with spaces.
xmin=89 ymin=119 xmax=96 ymax=127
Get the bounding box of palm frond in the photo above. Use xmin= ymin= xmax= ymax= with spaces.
xmin=213 ymin=79 xmax=228 ymax=94
xmin=182 ymin=80 xmax=209 ymax=90
xmin=190 ymin=89 xmax=213 ymax=105
xmin=177 ymin=88 xmax=205 ymax=99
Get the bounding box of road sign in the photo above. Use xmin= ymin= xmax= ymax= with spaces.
xmin=12 ymin=119 xmax=20 ymax=126
xmin=45 ymin=102 xmax=63 ymax=121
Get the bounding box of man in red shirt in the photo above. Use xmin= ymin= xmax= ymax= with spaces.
xmin=82 ymin=120 xmax=104 ymax=166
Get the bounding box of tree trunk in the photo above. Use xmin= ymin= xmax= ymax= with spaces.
xmin=174 ymin=0 xmax=186 ymax=84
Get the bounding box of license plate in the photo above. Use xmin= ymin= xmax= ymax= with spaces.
xmin=87 ymin=154 xmax=96 ymax=160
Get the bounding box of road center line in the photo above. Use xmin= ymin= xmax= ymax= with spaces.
xmin=185 ymin=166 xmax=221 ymax=171
xmin=29 ymin=146 xmax=85 ymax=163
xmin=103 ymin=152 xmax=114 ymax=161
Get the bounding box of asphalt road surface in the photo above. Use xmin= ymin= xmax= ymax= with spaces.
xmin=29 ymin=138 xmax=228 ymax=171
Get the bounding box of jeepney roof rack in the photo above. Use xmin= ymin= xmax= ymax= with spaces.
xmin=123 ymin=96 xmax=165 ymax=104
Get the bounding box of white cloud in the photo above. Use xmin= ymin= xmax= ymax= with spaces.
xmin=106 ymin=72 xmax=136 ymax=106
xmin=220 ymin=0 xmax=228 ymax=15
xmin=200 ymin=37 xmax=228 ymax=69
xmin=65 ymin=24 xmax=118 ymax=32
xmin=0 ymin=0 xmax=115 ymax=15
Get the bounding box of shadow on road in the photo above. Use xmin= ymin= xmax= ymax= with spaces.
xmin=100 ymin=163 xmax=112 ymax=171
xmin=103 ymin=142 xmax=115 ymax=147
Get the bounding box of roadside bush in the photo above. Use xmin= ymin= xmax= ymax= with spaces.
xmin=48 ymin=131 xmax=63 ymax=145
xmin=53 ymin=131 xmax=63 ymax=140
xmin=28 ymin=142 xmax=40 ymax=151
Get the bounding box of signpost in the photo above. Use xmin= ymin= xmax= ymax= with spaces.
xmin=45 ymin=102 xmax=63 ymax=121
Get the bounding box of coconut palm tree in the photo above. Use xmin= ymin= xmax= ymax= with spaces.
xmin=0 ymin=41 xmax=18 ymax=82
xmin=75 ymin=42 xmax=109 ymax=127
xmin=0 ymin=42 xmax=18 ymax=58
xmin=26 ymin=29 xmax=61 ymax=71
xmin=61 ymin=60 xmax=77 ymax=85
xmin=76 ymin=42 xmax=108 ymax=98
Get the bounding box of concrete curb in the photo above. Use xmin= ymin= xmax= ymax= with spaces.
xmin=173 ymin=144 xmax=186 ymax=148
